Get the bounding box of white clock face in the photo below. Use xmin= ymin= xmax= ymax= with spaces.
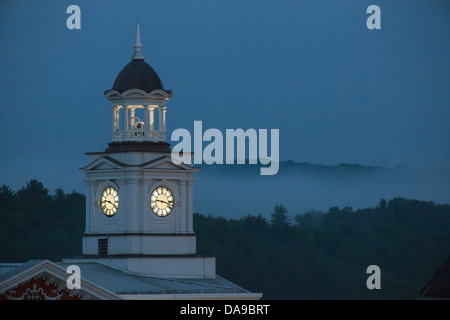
xmin=100 ymin=187 xmax=119 ymax=217
xmin=150 ymin=186 xmax=174 ymax=217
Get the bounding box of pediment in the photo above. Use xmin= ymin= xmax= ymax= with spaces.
xmin=82 ymin=156 xmax=125 ymax=171
xmin=0 ymin=260 xmax=120 ymax=300
xmin=140 ymin=156 xmax=198 ymax=172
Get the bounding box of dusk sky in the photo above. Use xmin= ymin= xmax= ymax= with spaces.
xmin=0 ymin=0 xmax=449 ymax=194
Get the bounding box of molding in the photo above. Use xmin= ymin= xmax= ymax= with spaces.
xmin=78 ymin=254 xmax=209 ymax=259
xmin=120 ymin=293 xmax=263 ymax=300
xmin=105 ymin=88 xmax=172 ymax=106
xmin=83 ymin=232 xmax=196 ymax=237
xmin=140 ymin=155 xmax=199 ymax=172
xmin=94 ymin=180 xmax=121 ymax=203
xmin=82 ymin=155 xmax=198 ymax=173
xmin=81 ymin=156 xmax=126 ymax=171
xmin=104 ymin=141 xmax=172 ymax=153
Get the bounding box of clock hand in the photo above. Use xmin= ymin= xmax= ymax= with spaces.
xmin=103 ymin=200 xmax=118 ymax=208
xmin=156 ymin=199 xmax=174 ymax=207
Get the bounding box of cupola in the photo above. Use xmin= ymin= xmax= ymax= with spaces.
xmin=104 ymin=23 xmax=172 ymax=148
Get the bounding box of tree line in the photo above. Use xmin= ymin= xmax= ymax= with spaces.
xmin=194 ymin=199 xmax=450 ymax=299
xmin=1 ymin=180 xmax=449 ymax=299
xmin=0 ymin=180 xmax=84 ymax=262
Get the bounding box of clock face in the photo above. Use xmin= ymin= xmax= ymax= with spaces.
xmin=100 ymin=187 xmax=119 ymax=217
xmin=150 ymin=186 xmax=174 ymax=217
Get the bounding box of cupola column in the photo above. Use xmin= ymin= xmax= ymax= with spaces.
xmin=158 ymin=106 xmax=163 ymax=132
xmin=111 ymin=106 xmax=117 ymax=136
xmin=129 ymin=107 xmax=136 ymax=128
xmin=144 ymin=106 xmax=150 ymax=139
xmin=111 ymin=106 xmax=123 ymax=141
xmin=149 ymin=106 xmax=155 ymax=131
xmin=162 ymin=106 xmax=167 ymax=133
xmin=115 ymin=107 xmax=120 ymax=131
xmin=123 ymin=105 xmax=129 ymax=139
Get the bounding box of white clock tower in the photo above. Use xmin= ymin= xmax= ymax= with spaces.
xmin=0 ymin=23 xmax=261 ymax=300
xmin=78 ymin=24 xmax=214 ymax=279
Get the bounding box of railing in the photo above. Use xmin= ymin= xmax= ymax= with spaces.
xmin=113 ymin=130 xmax=166 ymax=142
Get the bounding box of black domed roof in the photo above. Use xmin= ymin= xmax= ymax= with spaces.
xmin=110 ymin=59 xmax=164 ymax=94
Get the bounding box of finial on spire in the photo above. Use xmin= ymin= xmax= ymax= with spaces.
xmin=132 ymin=22 xmax=145 ymax=60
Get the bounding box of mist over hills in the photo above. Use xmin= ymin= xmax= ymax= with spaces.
xmin=193 ymin=160 xmax=450 ymax=219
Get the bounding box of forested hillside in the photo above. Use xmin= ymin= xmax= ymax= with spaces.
xmin=0 ymin=180 xmax=85 ymax=262
xmin=195 ymin=201 xmax=450 ymax=299
xmin=1 ymin=180 xmax=449 ymax=299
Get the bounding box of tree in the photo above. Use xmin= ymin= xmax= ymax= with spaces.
xmin=378 ymin=198 xmax=387 ymax=209
xmin=295 ymin=210 xmax=324 ymax=229
xmin=16 ymin=180 xmax=53 ymax=231
xmin=0 ymin=184 xmax=15 ymax=206
xmin=270 ymin=203 xmax=290 ymax=228
xmin=328 ymin=206 xmax=340 ymax=216
xmin=240 ymin=214 xmax=268 ymax=234
xmin=0 ymin=185 xmax=17 ymax=239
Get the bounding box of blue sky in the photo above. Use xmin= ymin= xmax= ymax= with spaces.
xmin=0 ymin=0 xmax=449 ymax=193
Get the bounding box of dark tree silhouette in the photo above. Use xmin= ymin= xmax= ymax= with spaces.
xmin=270 ymin=203 xmax=290 ymax=227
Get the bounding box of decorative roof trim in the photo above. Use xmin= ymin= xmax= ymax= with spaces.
xmin=81 ymin=156 xmax=126 ymax=172
xmin=105 ymin=88 xmax=172 ymax=101
xmin=0 ymin=260 xmax=121 ymax=300
xmin=140 ymin=155 xmax=198 ymax=172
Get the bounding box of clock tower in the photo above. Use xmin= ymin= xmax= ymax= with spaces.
xmin=78 ymin=24 xmax=213 ymax=278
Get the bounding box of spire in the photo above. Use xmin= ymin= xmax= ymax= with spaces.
xmin=132 ymin=22 xmax=145 ymax=60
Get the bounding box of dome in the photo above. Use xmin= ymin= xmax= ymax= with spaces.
xmin=110 ymin=59 xmax=164 ymax=93
xmin=105 ymin=23 xmax=169 ymax=95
